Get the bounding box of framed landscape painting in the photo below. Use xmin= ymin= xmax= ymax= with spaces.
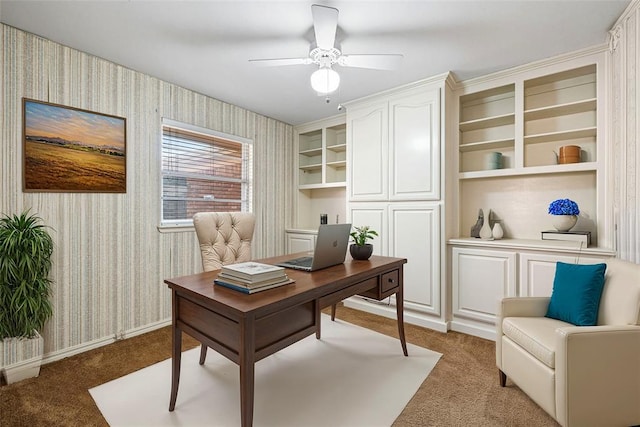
xmin=23 ymin=98 xmax=126 ymax=193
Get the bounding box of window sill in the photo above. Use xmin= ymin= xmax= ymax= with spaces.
xmin=157 ymin=223 xmax=195 ymax=233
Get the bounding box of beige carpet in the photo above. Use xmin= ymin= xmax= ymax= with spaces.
xmin=90 ymin=315 xmax=441 ymax=427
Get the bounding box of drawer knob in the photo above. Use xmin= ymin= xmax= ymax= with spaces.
xmin=388 ymin=278 xmax=394 ymax=283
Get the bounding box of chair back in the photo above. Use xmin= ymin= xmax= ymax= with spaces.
xmin=193 ymin=212 xmax=256 ymax=271
xmin=598 ymin=258 xmax=640 ymax=326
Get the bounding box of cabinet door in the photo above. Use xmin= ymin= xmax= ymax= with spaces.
xmin=519 ymin=252 xmax=609 ymax=297
xmin=286 ymin=232 xmax=316 ymax=254
xmin=389 ymin=203 xmax=440 ymax=315
xmin=348 ymin=203 xmax=387 ymax=256
xmin=347 ymin=102 xmax=389 ymax=201
xmin=452 ymin=247 xmax=516 ymax=324
xmin=389 ymin=89 xmax=441 ymax=201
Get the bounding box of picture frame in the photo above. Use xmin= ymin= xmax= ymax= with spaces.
xmin=22 ymin=98 xmax=127 ymax=193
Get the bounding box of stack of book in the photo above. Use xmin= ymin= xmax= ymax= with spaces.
xmin=214 ymin=262 xmax=293 ymax=294
xmin=541 ymin=230 xmax=591 ymax=247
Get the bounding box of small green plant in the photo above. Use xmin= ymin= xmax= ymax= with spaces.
xmin=0 ymin=211 xmax=54 ymax=339
xmin=349 ymin=225 xmax=378 ymax=246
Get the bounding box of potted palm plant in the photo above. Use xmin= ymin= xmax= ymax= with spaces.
xmin=349 ymin=225 xmax=378 ymax=261
xmin=0 ymin=210 xmax=54 ymax=384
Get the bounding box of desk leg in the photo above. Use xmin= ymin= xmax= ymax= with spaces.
xmin=239 ymin=316 xmax=255 ymax=427
xmin=315 ymin=300 xmax=321 ymax=339
xmin=169 ymin=292 xmax=182 ymax=411
xmin=396 ymin=282 xmax=408 ymax=357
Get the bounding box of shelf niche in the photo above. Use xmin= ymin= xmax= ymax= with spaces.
xmin=459 ymin=84 xmax=515 ymax=174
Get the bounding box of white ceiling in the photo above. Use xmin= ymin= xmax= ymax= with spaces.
xmin=0 ymin=0 xmax=630 ymax=125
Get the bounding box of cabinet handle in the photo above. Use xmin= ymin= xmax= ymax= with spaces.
xmin=388 ymin=278 xmax=394 ymax=283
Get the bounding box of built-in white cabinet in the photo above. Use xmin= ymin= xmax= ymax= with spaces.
xmin=347 ymin=86 xmax=442 ymax=202
xmin=285 ymin=230 xmax=317 ymax=254
xmin=347 ymin=101 xmax=388 ymax=201
xmin=346 ymin=202 xmax=444 ymax=330
xmin=389 ymin=203 xmax=441 ymax=317
xmin=451 ymin=247 xmax=516 ymax=336
xmin=343 ymin=74 xmax=453 ymax=332
xmin=447 ymin=49 xmax=615 ymax=340
xmin=448 ymin=238 xmax=614 ymax=340
xmin=518 ymin=251 xmax=608 ymax=297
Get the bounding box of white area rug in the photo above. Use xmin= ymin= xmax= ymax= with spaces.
xmin=90 ymin=315 xmax=441 ymax=427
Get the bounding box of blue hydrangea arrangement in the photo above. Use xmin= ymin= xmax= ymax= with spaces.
xmin=548 ymin=199 xmax=580 ymax=215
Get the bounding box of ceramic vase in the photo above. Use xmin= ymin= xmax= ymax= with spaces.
xmin=492 ymin=222 xmax=504 ymax=240
xmin=479 ymin=209 xmax=493 ymax=240
xmin=551 ymin=214 xmax=578 ymax=232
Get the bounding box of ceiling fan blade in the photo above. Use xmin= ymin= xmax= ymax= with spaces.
xmin=311 ymin=4 xmax=338 ymax=50
xmin=339 ymin=54 xmax=404 ymax=70
xmin=249 ymin=57 xmax=312 ymax=67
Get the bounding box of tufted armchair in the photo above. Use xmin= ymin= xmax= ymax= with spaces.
xmin=496 ymin=258 xmax=640 ymax=427
xmin=192 ymin=212 xmax=256 ymax=363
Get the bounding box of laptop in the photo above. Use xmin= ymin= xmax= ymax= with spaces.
xmin=277 ymin=223 xmax=352 ymax=272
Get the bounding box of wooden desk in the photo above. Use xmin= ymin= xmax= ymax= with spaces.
xmin=165 ymin=254 xmax=408 ymax=426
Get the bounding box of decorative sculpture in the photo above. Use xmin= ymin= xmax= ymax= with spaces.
xmin=471 ymin=209 xmax=484 ymax=238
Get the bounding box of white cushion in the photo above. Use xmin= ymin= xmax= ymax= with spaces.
xmin=502 ymin=316 xmax=571 ymax=369
xmin=599 ymin=258 xmax=640 ymax=326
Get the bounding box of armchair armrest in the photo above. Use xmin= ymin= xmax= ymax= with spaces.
xmin=555 ymin=325 xmax=640 ymax=427
xmin=498 ymin=297 xmax=551 ymax=319
xmin=496 ymin=297 xmax=551 ymax=369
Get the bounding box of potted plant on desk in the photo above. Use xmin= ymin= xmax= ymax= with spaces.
xmin=0 ymin=211 xmax=54 ymax=384
xmin=349 ymin=226 xmax=378 ymax=261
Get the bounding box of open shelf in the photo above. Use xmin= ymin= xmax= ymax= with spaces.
xmin=524 ymin=127 xmax=596 ymax=145
xmin=459 ymin=138 xmax=515 ymax=153
xmin=459 ymin=113 xmax=515 ymax=132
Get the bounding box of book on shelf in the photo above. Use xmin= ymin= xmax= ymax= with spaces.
xmin=220 ymin=262 xmax=286 ymax=282
xmin=214 ymin=278 xmax=294 ymax=294
xmin=541 ymin=230 xmax=591 ymax=246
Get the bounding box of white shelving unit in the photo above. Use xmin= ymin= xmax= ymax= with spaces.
xmin=448 ymin=48 xmax=612 ymax=340
xmin=454 ymin=52 xmax=607 ymax=247
xmin=458 ymin=64 xmax=599 ymax=179
xmin=293 ymin=114 xmax=347 ymax=231
xmin=297 ymin=121 xmax=346 ymax=189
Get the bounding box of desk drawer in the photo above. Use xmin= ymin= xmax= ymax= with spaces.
xmin=381 ymin=270 xmax=399 ymax=293
xmin=319 ymin=277 xmax=378 ymax=308
xmin=358 ymin=269 xmax=400 ymax=300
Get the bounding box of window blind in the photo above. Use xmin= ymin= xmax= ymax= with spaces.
xmin=161 ymin=122 xmax=252 ymax=224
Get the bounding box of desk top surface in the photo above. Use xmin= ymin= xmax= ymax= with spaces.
xmin=164 ymin=254 xmax=406 ymax=315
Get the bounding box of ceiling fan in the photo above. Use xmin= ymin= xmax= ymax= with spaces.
xmin=249 ymin=4 xmax=403 ymax=95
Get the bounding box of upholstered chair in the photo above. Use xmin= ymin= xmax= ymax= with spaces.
xmin=192 ymin=212 xmax=256 ymax=363
xmin=496 ymin=257 xmax=640 ymax=427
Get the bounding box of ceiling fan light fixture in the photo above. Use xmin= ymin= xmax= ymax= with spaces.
xmin=310 ymin=66 xmax=340 ymax=94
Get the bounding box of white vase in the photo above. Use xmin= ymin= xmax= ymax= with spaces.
xmin=492 ymin=222 xmax=504 ymax=240
xmin=480 ymin=209 xmax=493 ymax=240
xmin=551 ymin=214 xmax=578 ymax=232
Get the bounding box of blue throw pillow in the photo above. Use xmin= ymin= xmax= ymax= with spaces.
xmin=545 ymin=262 xmax=607 ymax=326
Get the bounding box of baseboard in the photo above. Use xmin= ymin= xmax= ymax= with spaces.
xmin=343 ymin=297 xmax=448 ymax=333
xmin=41 ymin=319 xmax=172 ymax=366
xmin=450 ymin=320 xmax=497 ymax=341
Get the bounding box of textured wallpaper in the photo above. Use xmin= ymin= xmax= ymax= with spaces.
xmin=0 ymin=24 xmax=295 ymax=363
xmin=609 ymin=2 xmax=640 ymax=263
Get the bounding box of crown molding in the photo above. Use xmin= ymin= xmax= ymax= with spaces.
xmin=453 ymin=44 xmax=608 ymax=91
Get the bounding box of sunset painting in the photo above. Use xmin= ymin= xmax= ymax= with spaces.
xmin=23 ymin=99 xmax=126 ymax=192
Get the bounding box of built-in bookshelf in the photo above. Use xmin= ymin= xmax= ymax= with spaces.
xmin=293 ymin=115 xmax=347 ymax=231
xmin=454 ymin=51 xmax=608 ymax=248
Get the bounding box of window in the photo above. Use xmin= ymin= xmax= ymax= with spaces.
xmin=161 ymin=119 xmax=253 ymax=225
